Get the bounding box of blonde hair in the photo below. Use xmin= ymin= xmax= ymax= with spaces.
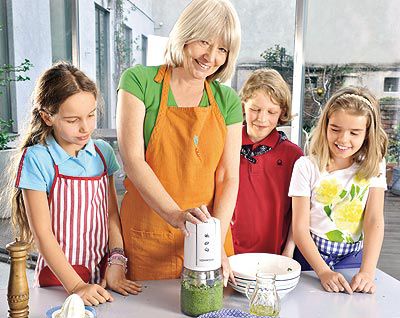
xmin=164 ymin=0 xmax=241 ymax=82
xmin=11 ymin=61 xmax=98 ymax=244
xmin=240 ymin=68 xmax=292 ymax=125
xmin=309 ymin=86 xmax=388 ymax=179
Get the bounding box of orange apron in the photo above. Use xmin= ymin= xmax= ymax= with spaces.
xmin=121 ymin=65 xmax=233 ymax=280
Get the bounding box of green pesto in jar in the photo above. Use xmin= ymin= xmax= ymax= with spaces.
xmin=180 ymin=279 xmax=223 ymax=317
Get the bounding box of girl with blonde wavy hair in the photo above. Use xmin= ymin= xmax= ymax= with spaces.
xmin=289 ymin=86 xmax=388 ymax=294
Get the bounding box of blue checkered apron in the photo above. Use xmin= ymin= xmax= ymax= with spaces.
xmin=311 ymin=233 xmax=363 ymax=269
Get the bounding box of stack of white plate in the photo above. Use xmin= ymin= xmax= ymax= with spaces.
xmin=228 ymin=253 xmax=301 ymax=299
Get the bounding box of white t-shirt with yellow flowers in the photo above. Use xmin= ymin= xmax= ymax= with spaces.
xmin=289 ymin=156 xmax=386 ymax=243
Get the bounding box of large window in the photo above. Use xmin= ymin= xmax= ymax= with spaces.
xmin=95 ymin=5 xmax=110 ymax=128
xmin=50 ymin=0 xmax=72 ymax=62
xmin=0 ymin=0 xmax=11 ymax=123
xmin=303 ymin=0 xmax=400 ymax=279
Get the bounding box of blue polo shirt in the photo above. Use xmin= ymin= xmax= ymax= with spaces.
xmin=16 ymin=136 xmax=120 ymax=194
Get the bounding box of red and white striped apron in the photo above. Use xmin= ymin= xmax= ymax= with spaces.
xmin=34 ymin=145 xmax=109 ymax=287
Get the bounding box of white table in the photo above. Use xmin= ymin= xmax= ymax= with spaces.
xmin=1 ymin=269 xmax=400 ymax=317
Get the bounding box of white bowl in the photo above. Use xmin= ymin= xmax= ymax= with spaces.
xmin=228 ymin=253 xmax=301 ymax=298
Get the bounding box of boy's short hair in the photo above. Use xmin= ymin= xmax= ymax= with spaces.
xmin=240 ymin=68 xmax=292 ymax=125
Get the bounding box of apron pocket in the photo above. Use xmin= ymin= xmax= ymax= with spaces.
xmin=129 ymin=229 xmax=181 ymax=280
xmin=38 ymin=265 xmax=91 ymax=287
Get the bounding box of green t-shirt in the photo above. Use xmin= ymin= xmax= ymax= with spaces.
xmin=118 ymin=65 xmax=243 ymax=147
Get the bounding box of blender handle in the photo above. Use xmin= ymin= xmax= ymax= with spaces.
xmin=245 ymin=281 xmax=255 ymax=300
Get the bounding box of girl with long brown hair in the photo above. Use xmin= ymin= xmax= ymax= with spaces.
xmin=12 ymin=62 xmax=141 ymax=305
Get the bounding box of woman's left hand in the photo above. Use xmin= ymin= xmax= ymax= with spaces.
xmin=103 ymin=265 xmax=142 ymax=296
xmin=350 ymin=271 xmax=376 ymax=293
xmin=221 ymin=249 xmax=235 ymax=287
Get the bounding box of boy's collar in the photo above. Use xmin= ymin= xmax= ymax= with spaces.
xmin=242 ymin=125 xmax=281 ymax=148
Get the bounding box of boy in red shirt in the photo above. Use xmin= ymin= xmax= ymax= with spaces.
xmin=231 ymin=69 xmax=303 ymax=257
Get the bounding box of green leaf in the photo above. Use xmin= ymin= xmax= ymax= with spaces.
xmin=326 ymin=230 xmax=344 ymax=242
xmin=359 ymin=233 xmax=364 ymax=241
xmin=355 ymin=185 xmax=360 ymax=195
xmin=359 ymin=187 xmax=369 ymax=201
xmin=350 ymin=184 xmax=356 ymax=200
xmin=345 ymin=235 xmax=354 ymax=243
xmin=339 ymin=189 xmax=347 ymax=199
xmin=324 ymin=206 xmax=332 ymax=220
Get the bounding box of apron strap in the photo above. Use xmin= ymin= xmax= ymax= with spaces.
xmin=204 ymin=80 xmax=218 ymax=111
xmin=154 ymin=64 xmax=167 ymax=84
xmin=94 ymin=144 xmax=108 ymax=173
xmin=155 ymin=65 xmax=219 ymax=110
xmin=153 ymin=64 xmax=224 ymax=130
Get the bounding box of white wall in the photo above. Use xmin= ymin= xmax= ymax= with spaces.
xmin=8 ymin=0 xmax=53 ymax=133
xmin=80 ymin=0 xmax=98 ymax=80
xmin=123 ymin=1 xmax=154 ymax=67
xmin=146 ymin=35 xmax=168 ymax=66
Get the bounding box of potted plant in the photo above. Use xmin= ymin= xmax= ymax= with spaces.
xmin=387 ymin=124 xmax=400 ymax=195
xmin=0 ymin=58 xmax=33 ymax=218
xmin=0 ymin=118 xmax=18 ymax=218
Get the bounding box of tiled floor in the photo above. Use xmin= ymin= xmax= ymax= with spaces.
xmin=377 ymin=192 xmax=400 ymax=279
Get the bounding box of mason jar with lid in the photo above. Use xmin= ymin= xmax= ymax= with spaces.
xmin=180 ymin=267 xmax=223 ymax=317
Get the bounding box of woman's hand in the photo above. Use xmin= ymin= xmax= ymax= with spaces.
xmin=73 ymin=281 xmax=113 ymax=306
xmin=350 ymin=271 xmax=376 ymax=293
xmin=318 ymin=269 xmax=353 ymax=294
xmin=169 ymin=204 xmax=211 ymax=236
xmin=103 ymin=264 xmax=142 ymax=296
xmin=221 ymin=249 xmax=235 ymax=287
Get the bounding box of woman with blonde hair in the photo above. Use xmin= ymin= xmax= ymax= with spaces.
xmin=117 ymin=0 xmax=242 ymax=284
xmin=289 ymin=86 xmax=388 ymax=294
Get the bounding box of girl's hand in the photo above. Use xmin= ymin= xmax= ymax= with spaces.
xmin=221 ymin=250 xmax=235 ymax=287
xmin=318 ymin=269 xmax=353 ymax=294
xmin=103 ymin=264 xmax=142 ymax=296
xmin=350 ymin=271 xmax=376 ymax=293
xmin=170 ymin=205 xmax=211 ymax=236
xmin=73 ymin=282 xmax=113 ymax=306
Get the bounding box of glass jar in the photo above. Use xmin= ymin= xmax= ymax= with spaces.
xmin=245 ymin=273 xmax=280 ymax=317
xmin=180 ymin=267 xmax=223 ymax=317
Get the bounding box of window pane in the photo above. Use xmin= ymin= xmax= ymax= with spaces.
xmin=50 ymin=0 xmax=72 ymax=62
xmin=121 ymin=24 xmax=132 ymax=72
xmin=141 ymin=35 xmax=147 ymax=66
xmin=95 ymin=5 xmax=109 ymax=128
xmin=0 ymin=0 xmax=11 ymax=123
xmin=303 ymin=1 xmax=400 ymax=140
xmin=384 ymin=77 xmax=399 ymax=92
